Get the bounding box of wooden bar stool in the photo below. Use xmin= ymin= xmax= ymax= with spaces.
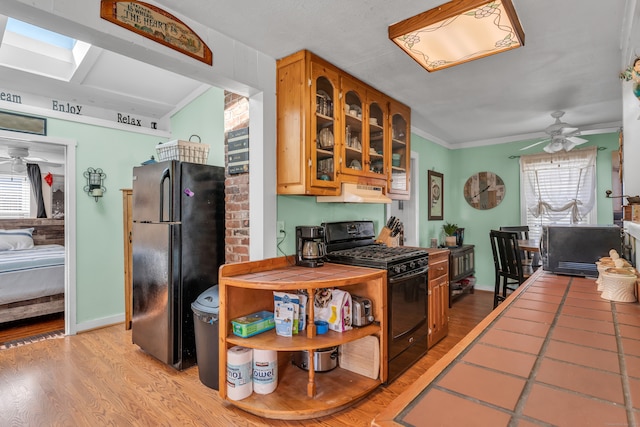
xmin=490 ymin=230 xmax=532 ymax=309
xmin=500 ymin=225 xmax=539 ymax=269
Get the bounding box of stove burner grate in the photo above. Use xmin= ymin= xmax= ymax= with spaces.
xmin=327 ymin=244 xmax=427 ymax=264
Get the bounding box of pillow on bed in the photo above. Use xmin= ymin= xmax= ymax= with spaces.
xmin=0 ymin=228 xmax=35 ymax=251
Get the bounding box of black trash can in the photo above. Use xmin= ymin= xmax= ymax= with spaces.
xmin=192 ymin=285 xmax=219 ymax=390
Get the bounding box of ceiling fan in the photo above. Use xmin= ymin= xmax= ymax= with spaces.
xmin=520 ymin=111 xmax=589 ymax=153
xmin=0 ymin=147 xmax=61 ymax=173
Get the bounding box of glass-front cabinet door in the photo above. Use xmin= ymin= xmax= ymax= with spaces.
xmin=340 ymin=75 xmax=366 ymax=177
xmin=310 ymin=62 xmax=341 ymax=191
xmin=365 ymin=89 xmax=387 ymax=180
xmin=388 ymin=100 xmax=411 ymax=198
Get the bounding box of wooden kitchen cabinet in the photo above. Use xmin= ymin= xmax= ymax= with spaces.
xmin=276 ymin=49 xmax=410 ymax=199
xmin=388 ymin=100 xmax=411 ymax=199
xmin=363 ymin=87 xmax=388 ymax=180
xmin=340 ymin=74 xmax=367 ymax=178
xmin=277 ymin=51 xmax=341 ymax=196
xmin=427 ymin=249 xmax=449 ymax=348
xmin=218 ymin=257 xmax=386 ymax=420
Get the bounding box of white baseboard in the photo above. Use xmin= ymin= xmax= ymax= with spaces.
xmin=75 ymin=313 xmax=125 ymax=334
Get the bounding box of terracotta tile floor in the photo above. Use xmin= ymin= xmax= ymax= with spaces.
xmin=394 ymin=273 xmax=640 ymax=426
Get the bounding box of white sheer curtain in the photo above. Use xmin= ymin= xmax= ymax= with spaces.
xmin=520 ymin=146 xmax=597 ymax=228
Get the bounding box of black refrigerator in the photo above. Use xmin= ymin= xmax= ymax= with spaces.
xmin=131 ymin=160 xmax=225 ymax=370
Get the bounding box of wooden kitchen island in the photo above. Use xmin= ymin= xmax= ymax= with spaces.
xmin=218 ymin=256 xmax=387 ymax=420
xmin=373 ymin=270 xmax=640 ymax=426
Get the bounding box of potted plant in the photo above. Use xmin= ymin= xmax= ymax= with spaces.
xmin=442 ymin=222 xmax=458 ymax=247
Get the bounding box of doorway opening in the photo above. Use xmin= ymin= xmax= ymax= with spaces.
xmin=0 ymin=130 xmax=76 ymax=340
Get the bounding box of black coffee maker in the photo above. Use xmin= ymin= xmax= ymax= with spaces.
xmin=295 ymin=226 xmax=326 ymax=267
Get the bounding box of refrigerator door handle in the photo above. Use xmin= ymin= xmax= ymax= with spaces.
xmin=159 ymin=167 xmax=172 ymax=222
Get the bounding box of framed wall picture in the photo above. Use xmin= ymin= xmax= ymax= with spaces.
xmin=0 ymin=110 xmax=46 ymax=135
xmin=51 ymin=175 xmax=65 ymax=219
xmin=428 ymin=170 xmax=443 ymax=220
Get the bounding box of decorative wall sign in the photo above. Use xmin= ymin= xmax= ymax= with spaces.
xmin=227 ymin=127 xmax=249 ymax=175
xmin=0 ymin=110 xmax=46 ymax=135
xmin=428 ymin=170 xmax=443 ymax=220
xmin=2 ymin=87 xmax=165 ymax=131
xmin=100 ymin=0 xmax=212 ymax=65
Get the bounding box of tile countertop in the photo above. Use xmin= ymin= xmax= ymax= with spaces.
xmin=373 ymin=270 xmax=640 ymax=427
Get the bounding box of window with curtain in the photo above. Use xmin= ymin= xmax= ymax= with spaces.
xmin=520 ymin=146 xmax=598 ymax=241
xmin=0 ymin=173 xmax=31 ymax=218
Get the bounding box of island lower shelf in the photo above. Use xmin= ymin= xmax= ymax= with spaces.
xmin=228 ymin=360 xmax=380 ymax=420
xmin=218 ymin=256 xmax=387 ymax=420
xmin=226 ymin=323 xmax=380 ymax=350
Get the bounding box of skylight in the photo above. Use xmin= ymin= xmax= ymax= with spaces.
xmin=1 ymin=17 xmax=92 ymax=82
xmin=6 ymin=18 xmax=76 ymax=50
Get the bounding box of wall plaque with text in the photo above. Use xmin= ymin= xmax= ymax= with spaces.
xmin=227 ymin=128 xmax=249 ymax=175
xmin=100 ymin=0 xmax=212 ymax=65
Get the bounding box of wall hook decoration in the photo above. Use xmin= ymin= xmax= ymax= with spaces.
xmin=83 ymin=167 xmax=106 ymax=202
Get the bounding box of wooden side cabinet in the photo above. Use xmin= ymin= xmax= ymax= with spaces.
xmin=121 ymin=189 xmax=133 ymax=330
xmin=449 ymin=244 xmax=475 ymax=307
xmin=427 ymin=249 xmax=449 ymax=349
xmin=218 ymin=257 xmax=386 ymax=420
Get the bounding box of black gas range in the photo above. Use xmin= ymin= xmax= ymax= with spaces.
xmin=323 ymin=221 xmax=429 ymax=277
xmin=322 ymin=220 xmax=430 ymax=383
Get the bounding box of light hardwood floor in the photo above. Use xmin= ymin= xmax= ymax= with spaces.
xmin=0 ymin=291 xmax=493 ymax=426
xmin=0 ymin=313 xmax=64 ymax=344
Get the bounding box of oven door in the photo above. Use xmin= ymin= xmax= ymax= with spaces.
xmin=388 ymin=266 xmax=429 ymax=361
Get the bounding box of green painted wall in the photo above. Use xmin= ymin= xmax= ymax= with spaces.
xmin=276 ymin=131 xmax=618 ymax=292
xmin=275 ymin=196 xmax=385 ymax=255
xmin=169 ymin=87 xmax=225 ymax=166
xmin=443 ymin=133 xmax=618 ymax=290
xmin=409 ymin=134 xmax=453 ymax=247
xmin=26 ymin=87 xmax=226 ymax=325
xmin=46 ymin=120 xmax=164 ymax=323
xmin=15 ymin=86 xmax=618 ymax=324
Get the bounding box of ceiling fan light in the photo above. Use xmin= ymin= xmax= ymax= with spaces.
xmin=543 ymin=141 xmax=564 ymax=153
xmin=11 ymin=158 xmax=26 ymax=174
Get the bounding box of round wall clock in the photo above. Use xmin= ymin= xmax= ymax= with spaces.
xmin=464 ymin=171 xmax=506 ymax=210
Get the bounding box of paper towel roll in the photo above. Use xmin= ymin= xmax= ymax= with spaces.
xmin=226 ymin=346 xmax=253 ymax=400
xmin=252 ymin=349 xmax=278 ymax=394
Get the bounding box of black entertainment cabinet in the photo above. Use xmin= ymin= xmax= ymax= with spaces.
xmin=449 ymin=244 xmax=475 ymax=307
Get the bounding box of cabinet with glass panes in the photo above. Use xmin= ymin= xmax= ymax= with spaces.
xmin=388 ymin=100 xmax=411 ymax=199
xmin=276 ymin=49 xmax=410 ymax=198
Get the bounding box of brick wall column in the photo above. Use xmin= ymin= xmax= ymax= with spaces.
xmin=224 ymin=91 xmax=250 ymax=264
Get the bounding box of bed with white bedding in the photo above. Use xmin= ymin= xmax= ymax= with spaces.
xmin=0 ymin=223 xmax=65 ymax=323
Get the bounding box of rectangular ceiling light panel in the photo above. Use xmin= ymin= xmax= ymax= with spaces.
xmin=389 ymin=0 xmax=524 ymax=72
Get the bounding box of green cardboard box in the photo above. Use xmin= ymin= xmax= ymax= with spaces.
xmin=231 ymin=310 xmax=275 ymax=338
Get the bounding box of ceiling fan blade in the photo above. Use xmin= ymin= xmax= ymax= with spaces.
xmin=559 ymin=126 xmax=579 ymax=135
xmin=566 ymin=136 xmax=588 ymax=145
xmin=520 ymin=139 xmax=550 ymax=151
xmin=24 ymin=156 xmax=48 ymax=162
xmin=39 ymin=161 xmax=63 ymax=167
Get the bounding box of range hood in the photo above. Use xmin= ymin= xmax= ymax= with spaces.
xmin=317 ymin=183 xmax=391 ymax=204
